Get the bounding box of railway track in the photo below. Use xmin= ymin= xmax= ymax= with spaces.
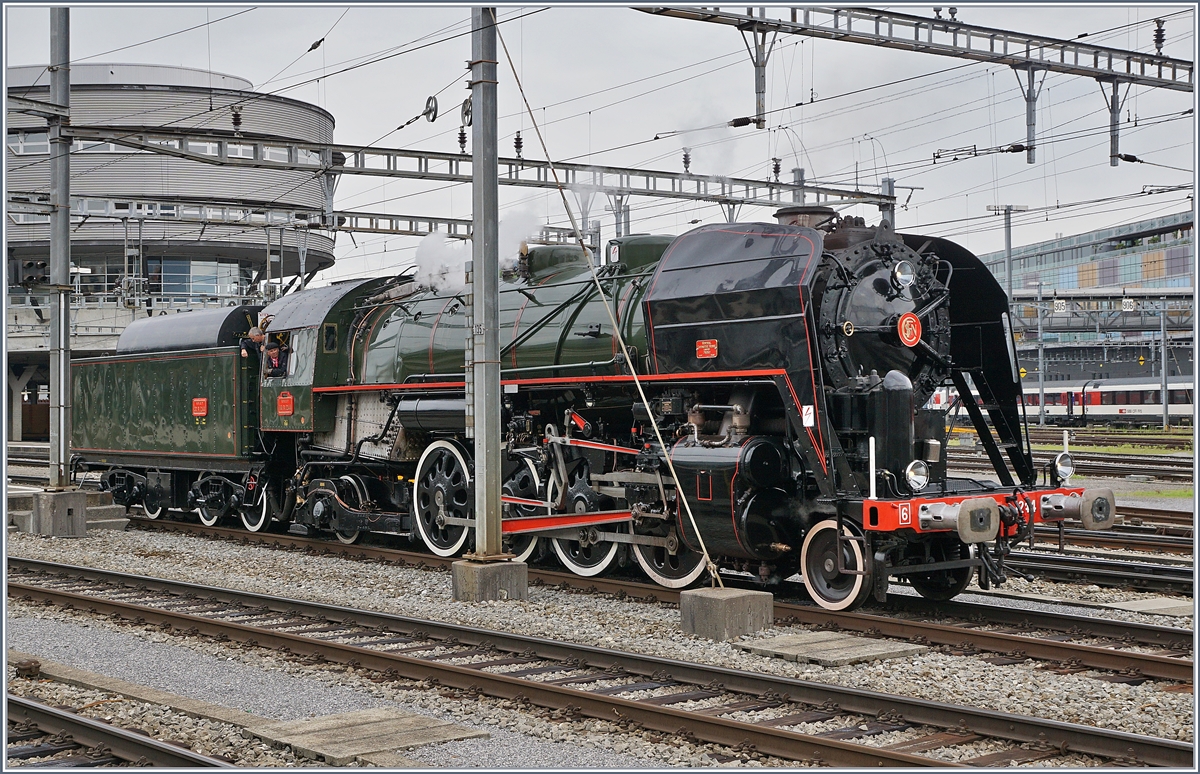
xmin=6 ymin=693 xmax=233 ymax=767
xmin=947 ymin=450 xmax=1193 ymax=482
xmin=951 ymin=430 xmax=1193 ymax=452
xmin=6 ymin=558 xmax=1191 ymax=767
xmin=1026 ymin=431 xmax=1191 ymax=451
xmin=1005 ymin=551 xmax=1195 ymax=594
xmin=1122 ymin=506 xmax=1195 ymax=528
xmin=7 ymin=454 xmax=1192 ymax=555
xmin=1032 ymin=524 xmax=1193 ymax=554
xmin=111 ymin=518 xmax=1195 ymax=682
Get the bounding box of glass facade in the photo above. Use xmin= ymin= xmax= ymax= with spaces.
xmin=67 ymin=255 xmax=253 ymax=301
xmin=978 ymin=211 xmax=1193 ymax=291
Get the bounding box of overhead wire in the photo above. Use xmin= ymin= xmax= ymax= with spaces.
xmin=7 ymin=7 xmax=548 ymax=182
xmin=39 ymin=6 xmax=1190 ymax=283
xmin=587 ymin=8 xmax=1193 ymax=184
xmin=9 ymin=7 xmax=258 ymax=101
xmin=256 ymin=7 xmax=350 ymax=92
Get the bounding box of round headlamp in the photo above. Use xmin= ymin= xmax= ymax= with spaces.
xmin=904 ymin=459 xmax=930 ymax=491
xmin=892 ymin=260 xmax=916 ymax=289
xmin=1054 ymin=452 xmax=1075 ymax=480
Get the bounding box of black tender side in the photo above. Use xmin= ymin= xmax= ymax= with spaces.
xmin=116 ymin=306 xmax=262 ymax=354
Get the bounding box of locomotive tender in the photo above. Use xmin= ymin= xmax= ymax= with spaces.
xmin=75 ymin=208 xmax=1117 ymax=610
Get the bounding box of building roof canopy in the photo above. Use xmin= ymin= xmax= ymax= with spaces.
xmin=8 ymin=63 xmax=252 ymax=90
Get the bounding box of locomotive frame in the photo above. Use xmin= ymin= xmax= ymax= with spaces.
xmin=75 ymin=212 xmax=1117 ymax=610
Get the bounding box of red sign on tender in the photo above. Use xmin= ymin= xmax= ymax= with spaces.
xmin=191 ymin=398 xmax=208 ymax=417
xmin=277 ymin=392 xmax=295 ymax=416
xmin=897 ymin=312 xmax=922 ymax=347
xmin=695 ymin=339 xmax=719 ymax=359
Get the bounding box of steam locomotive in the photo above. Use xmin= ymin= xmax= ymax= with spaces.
xmin=74 ymin=207 xmax=1116 ymax=610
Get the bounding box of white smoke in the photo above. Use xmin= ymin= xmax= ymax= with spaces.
xmin=498 ymin=209 xmax=542 ymax=272
xmin=414 ymin=232 xmax=469 ymax=294
xmin=414 ymin=211 xmax=547 ymax=291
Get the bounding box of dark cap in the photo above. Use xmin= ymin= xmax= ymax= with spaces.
xmin=265 ymin=340 xmax=281 ymax=351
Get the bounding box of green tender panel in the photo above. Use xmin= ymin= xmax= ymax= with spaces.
xmin=73 ymin=347 xmax=253 ymax=459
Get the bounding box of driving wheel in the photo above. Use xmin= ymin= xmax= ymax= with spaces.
xmin=502 ymin=459 xmax=545 ymax=563
xmin=413 ymin=440 xmax=473 ymax=556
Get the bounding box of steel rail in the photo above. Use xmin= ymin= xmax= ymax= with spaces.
xmin=1006 ymin=551 xmax=1195 ymax=594
xmin=1027 ymin=435 xmax=1193 ymax=451
xmin=947 ymin=452 xmax=1193 ymax=482
xmin=6 ymin=693 xmax=235 ymax=768
xmin=1121 ymin=506 xmax=1194 ymax=528
xmin=767 ymin=600 xmax=1192 ymax=682
xmin=1031 ymin=526 xmax=1193 ymax=555
xmin=121 ymin=518 xmax=1193 ymax=678
xmin=879 ymin=596 xmax=1193 ymax=649
xmin=4 ymin=569 xmax=942 ymax=768
xmin=7 ymin=558 xmax=1192 ymax=766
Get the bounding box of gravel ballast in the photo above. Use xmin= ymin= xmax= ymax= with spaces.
xmin=6 ymin=663 xmax=322 ymax=767
xmin=6 ymin=528 xmax=1194 ymax=747
xmin=4 ymin=603 xmax=779 ymax=767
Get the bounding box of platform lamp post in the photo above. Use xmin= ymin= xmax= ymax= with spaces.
xmin=1037 ymin=282 xmax=1046 ymax=426
xmin=987 ymin=204 xmax=1028 ymax=303
xmin=1160 ymin=298 xmax=1169 ymax=429
xmin=48 ymin=6 xmax=71 ymax=490
xmin=453 ymin=7 xmax=526 ymax=602
xmin=28 ymin=7 xmax=88 ymax=537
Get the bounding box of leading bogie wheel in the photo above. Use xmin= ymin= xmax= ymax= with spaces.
xmin=909 ymin=541 xmax=974 ymax=601
xmin=800 ymin=519 xmax=873 ymax=611
xmin=413 ymin=440 xmax=473 ymax=557
xmin=241 ymin=478 xmax=274 ymax=533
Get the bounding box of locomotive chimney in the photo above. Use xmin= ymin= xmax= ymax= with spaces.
xmin=773 ymin=205 xmax=836 ymax=231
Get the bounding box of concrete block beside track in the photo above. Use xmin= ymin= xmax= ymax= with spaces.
xmin=85 ymin=504 xmax=131 ymax=531
xmin=680 ymin=587 xmax=773 ymax=641
xmin=7 ymin=489 xmax=128 ymax=533
xmin=451 ymin=559 xmax=529 ymax=602
xmin=23 ymin=490 xmax=88 ymax=537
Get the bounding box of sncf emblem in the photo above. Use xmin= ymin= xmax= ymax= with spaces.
xmin=898 ymin=503 xmax=912 ymax=525
xmin=696 ymin=339 xmax=718 ymax=359
xmin=898 ymin=312 xmax=922 ymax=347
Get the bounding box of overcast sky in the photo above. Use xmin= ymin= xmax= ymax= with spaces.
xmin=5 ymin=3 xmax=1196 ymax=286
